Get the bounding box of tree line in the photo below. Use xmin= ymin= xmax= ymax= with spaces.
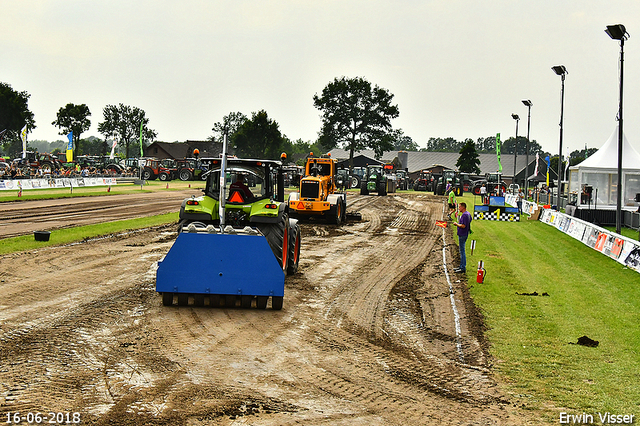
xmin=1 ymin=78 xmax=596 ymax=169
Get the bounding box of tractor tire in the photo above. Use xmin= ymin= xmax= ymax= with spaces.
xmin=143 ymin=167 xmax=155 ymax=180
xmin=41 ymin=162 xmax=53 ymax=174
xmin=271 ymin=296 xmax=284 ymax=310
xmin=162 ymin=292 xmax=173 ymax=306
xmin=159 ymin=172 xmax=171 ymax=181
xmin=177 ymin=293 xmax=189 ymax=306
xmin=360 ymin=182 xmax=369 ymax=195
xmin=241 ymin=295 xmax=252 ymax=308
xmin=329 ymin=201 xmax=342 ymax=225
xmin=194 ymin=294 xmax=205 ymax=307
xmin=257 ymin=214 xmax=290 ymax=274
xmin=179 ymin=169 xmax=193 ymax=181
xmin=287 ymin=221 xmax=301 ymax=275
xmin=350 ymin=175 xmax=361 ymax=189
xmin=378 ymin=182 xmax=387 ymax=196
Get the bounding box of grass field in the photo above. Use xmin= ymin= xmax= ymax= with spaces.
xmin=456 ymin=194 xmax=640 ymax=421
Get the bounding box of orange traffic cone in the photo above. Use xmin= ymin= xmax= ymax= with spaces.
xmin=107 ymin=186 xmax=111 ymax=192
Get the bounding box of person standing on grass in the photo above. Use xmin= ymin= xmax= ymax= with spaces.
xmin=447 ymin=185 xmax=457 ymax=220
xmin=453 ymin=202 xmax=472 ymax=273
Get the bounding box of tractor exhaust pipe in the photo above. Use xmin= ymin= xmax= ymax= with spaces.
xmin=218 ymin=126 xmax=229 ymax=231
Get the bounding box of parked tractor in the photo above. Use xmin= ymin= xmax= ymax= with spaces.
xmin=157 ymin=149 xmax=301 ymax=310
xmin=360 ymin=164 xmax=388 ymax=196
xmin=395 ymin=169 xmax=410 ymax=191
xmin=434 ymin=170 xmax=464 ymax=196
xmin=176 ymin=158 xmax=206 ymax=181
xmin=412 ymin=170 xmax=436 ymax=192
xmin=287 ymin=154 xmax=347 ymax=225
xmin=12 ymin=152 xmax=62 ymax=175
xmin=141 ymin=158 xmax=175 ymax=181
xmin=471 ymin=172 xmax=508 ymax=196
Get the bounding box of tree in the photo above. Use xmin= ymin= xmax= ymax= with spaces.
xmin=569 ymin=147 xmax=599 ymax=166
xmin=97 ymin=104 xmax=157 ymax=158
xmin=391 ymin=129 xmax=420 ymax=151
xmin=313 ymin=76 xmax=399 ymax=167
xmin=426 ymin=137 xmax=463 ymax=152
xmin=52 ymin=103 xmax=91 ymax=159
xmin=231 ymin=110 xmax=286 ymax=160
xmin=210 ymin=111 xmax=247 ymax=142
xmin=456 ymin=140 xmax=481 ymax=174
xmin=0 ymin=82 xmax=36 ymax=157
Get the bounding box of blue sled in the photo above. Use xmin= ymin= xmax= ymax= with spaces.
xmin=156 ymin=232 xmax=285 ymax=308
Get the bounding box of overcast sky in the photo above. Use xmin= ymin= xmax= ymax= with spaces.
xmin=3 ymin=1 xmax=640 ymax=157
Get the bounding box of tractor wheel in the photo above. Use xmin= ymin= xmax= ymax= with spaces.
xmin=360 ymin=182 xmax=369 ymax=195
xmin=350 ymin=175 xmax=361 ymax=189
xmin=159 ymin=172 xmax=170 ymax=181
xmin=340 ymin=199 xmax=347 ymax=223
xmin=378 ymin=182 xmax=387 ymax=196
xmin=271 ymin=296 xmax=284 ymax=310
xmin=256 ymin=296 xmax=268 ymax=309
xmin=41 ymin=162 xmax=53 ymax=174
xmin=162 ymin=292 xmax=173 ymax=306
xmin=329 ymin=201 xmax=342 ymax=225
xmin=179 ymin=169 xmax=193 ymax=181
xmin=257 ymin=214 xmax=289 ymax=273
xmin=287 ymin=221 xmax=301 ymax=275
xmin=143 ymin=167 xmax=155 ymax=180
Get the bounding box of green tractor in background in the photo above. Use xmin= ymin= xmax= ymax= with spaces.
xmin=360 ymin=164 xmax=388 ymax=196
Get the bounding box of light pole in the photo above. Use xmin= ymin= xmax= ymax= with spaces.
xmin=511 ymin=113 xmax=519 ymax=188
xmin=605 ymin=24 xmax=629 ymax=235
xmin=522 ymin=100 xmax=533 ymax=193
xmin=552 ymin=65 xmax=568 ymax=208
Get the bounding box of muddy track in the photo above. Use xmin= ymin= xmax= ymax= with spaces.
xmin=0 ymin=192 xmax=537 ymax=425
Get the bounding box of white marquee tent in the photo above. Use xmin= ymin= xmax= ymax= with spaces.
xmin=568 ymin=125 xmax=640 ymax=208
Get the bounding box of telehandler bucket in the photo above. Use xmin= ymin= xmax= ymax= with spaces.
xmin=156 ymin=226 xmax=285 ymax=308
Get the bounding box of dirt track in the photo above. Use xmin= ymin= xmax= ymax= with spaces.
xmin=0 ymin=192 xmax=537 ymax=425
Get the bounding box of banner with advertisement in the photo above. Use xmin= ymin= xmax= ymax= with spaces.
xmin=0 ymin=177 xmax=118 ymax=191
xmin=538 ymin=208 xmax=640 ymax=274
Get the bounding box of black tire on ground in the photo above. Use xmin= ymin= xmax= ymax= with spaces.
xmin=287 ymin=221 xmax=301 ymax=275
xmin=241 ymin=295 xmax=252 ymax=308
xmin=341 ymin=199 xmax=346 ymax=223
xmin=378 ymin=182 xmax=387 ymax=196
xmin=159 ymin=172 xmax=171 ymax=181
xmin=257 ymin=214 xmax=289 ymax=273
xmin=329 ymin=201 xmax=342 ymax=225
xmin=162 ymin=292 xmax=173 ymax=306
xmin=360 ymin=182 xmax=369 ymax=195
xmin=271 ymin=296 xmax=284 ymax=310
xmin=177 ymin=293 xmax=189 ymax=306
xmin=179 ymin=169 xmax=193 ymax=181
xmin=193 ymin=294 xmax=205 ymax=307
xmin=256 ymin=296 xmax=268 ymax=309
xmin=350 ymin=175 xmax=361 ymax=189
xmin=143 ymin=167 xmax=154 ymax=180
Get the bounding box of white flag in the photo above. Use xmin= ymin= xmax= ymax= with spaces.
xmin=534 ymin=152 xmax=539 ymax=176
xmin=109 ymin=139 xmax=117 ymax=159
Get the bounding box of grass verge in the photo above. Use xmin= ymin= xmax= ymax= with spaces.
xmin=456 ymin=195 xmax=640 ymax=421
xmin=0 ymin=212 xmax=179 ymax=255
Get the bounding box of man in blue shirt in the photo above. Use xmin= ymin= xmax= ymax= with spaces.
xmin=453 ymin=202 xmax=472 ymax=273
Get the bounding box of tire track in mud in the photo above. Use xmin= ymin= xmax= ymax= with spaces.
xmin=0 ymin=193 xmax=536 ymax=425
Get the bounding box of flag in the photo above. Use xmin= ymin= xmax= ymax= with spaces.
xmin=564 ymin=146 xmax=570 ymax=178
xmin=109 ymin=139 xmax=117 ymax=159
xmin=436 ymin=220 xmax=448 ymax=228
xmin=496 ymin=133 xmax=502 ymax=173
xmin=139 ymin=121 xmax=144 ymax=157
xmin=545 ymin=155 xmax=550 ymax=186
xmin=66 ymin=131 xmax=73 ymax=163
xmin=20 ymin=125 xmax=28 ymax=158
xmin=534 ymin=152 xmax=539 ymax=176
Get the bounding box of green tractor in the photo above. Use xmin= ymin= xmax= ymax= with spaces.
xmin=360 ymin=165 xmax=388 ymax=196
xmin=157 ymin=154 xmax=301 ymax=310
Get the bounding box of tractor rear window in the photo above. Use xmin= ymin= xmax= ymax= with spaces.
xmin=205 ymin=165 xmax=270 ymax=202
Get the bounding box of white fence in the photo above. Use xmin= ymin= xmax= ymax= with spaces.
xmin=0 ymin=177 xmax=119 ymax=191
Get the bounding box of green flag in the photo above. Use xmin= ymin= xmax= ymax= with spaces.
xmin=496 ymin=132 xmax=502 ymax=173
xmin=139 ymin=121 xmax=144 ymax=157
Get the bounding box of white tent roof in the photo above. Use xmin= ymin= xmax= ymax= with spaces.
xmin=575 ymin=125 xmax=640 ymax=170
